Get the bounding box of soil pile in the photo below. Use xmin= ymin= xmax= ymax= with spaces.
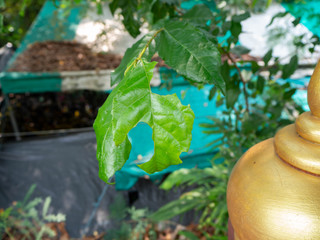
xmin=8 ymin=41 xmax=168 ymax=72
xmin=9 ymin=41 xmax=123 ymax=72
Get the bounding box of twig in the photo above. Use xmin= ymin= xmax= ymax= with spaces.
xmin=124 ymin=28 xmax=164 ymax=76
xmin=224 ymin=50 xmax=250 ymax=112
xmin=174 ymin=6 xmax=184 ymax=16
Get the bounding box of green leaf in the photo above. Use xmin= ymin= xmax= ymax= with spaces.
xmin=42 ymin=197 xmax=51 ymax=218
xmin=150 ymin=194 xmax=202 ymax=221
xmin=256 ymin=76 xmax=265 ymax=93
xmin=232 ymin=12 xmax=250 ymax=23
xmin=282 ymin=55 xmax=298 ymax=79
xmin=44 ymin=213 xmax=66 ymax=222
xmin=150 ymin=1 xmax=173 ymax=24
xmin=109 ymin=0 xmax=141 ymax=37
xmin=109 ymin=0 xmax=119 ymax=15
xmin=111 ymin=33 xmax=156 ymax=86
xmin=25 ymin=197 xmax=42 ymax=210
xmin=209 ymin=86 xmax=217 ymax=100
xmin=230 ymin=21 xmax=241 ymax=39
xmin=94 ymin=60 xmax=195 ymax=181
xmin=178 ymin=230 xmax=199 ymax=240
xmin=221 ymin=21 xmax=231 ymax=35
xmin=230 ymin=45 xmax=250 ymax=56
xmin=23 ymin=184 xmax=37 ymax=206
xmin=263 ymin=49 xmax=272 ymax=65
xmin=267 ymin=12 xmax=289 ymax=27
xmin=251 ymin=61 xmax=259 ymax=73
xmin=251 ymin=0 xmax=258 ymax=8
xmin=109 ymin=194 xmax=128 ymax=220
xmin=157 ymin=21 xmax=225 ymax=93
xmin=0 ymin=0 xmax=5 ymax=9
xmin=0 ymin=14 xmax=3 ymax=32
xmin=283 ymin=88 xmax=296 ymax=100
xmin=96 ymin=2 xmax=103 ymax=15
xmin=160 ymin=168 xmax=216 ymax=190
xmin=226 ymin=74 xmax=240 ymax=109
xmin=182 ymin=4 xmax=213 ymax=25
xmin=292 ymin=17 xmax=301 ymax=27
xmin=220 ymin=61 xmax=239 ymax=109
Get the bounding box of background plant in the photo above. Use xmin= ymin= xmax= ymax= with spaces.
xmin=2 ymin=0 xmax=319 ymax=238
xmin=145 ymin=3 xmax=311 ymax=237
xmin=93 ymin=0 xmax=315 ymax=238
xmin=105 ymin=194 xmax=157 ymax=240
xmin=0 ymin=184 xmax=66 ymax=240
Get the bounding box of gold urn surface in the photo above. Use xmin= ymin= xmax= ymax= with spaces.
xmin=227 ymin=61 xmax=320 ymax=240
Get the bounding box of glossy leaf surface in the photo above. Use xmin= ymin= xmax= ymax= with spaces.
xmin=94 ymin=60 xmax=195 ymax=182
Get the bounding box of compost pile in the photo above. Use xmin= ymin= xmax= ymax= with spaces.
xmin=2 ymin=41 xmax=169 ymax=135
xmin=9 ymin=41 xmax=167 ymax=72
xmin=9 ymin=41 xmax=123 ymax=72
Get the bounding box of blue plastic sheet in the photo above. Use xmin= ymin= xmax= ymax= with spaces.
xmin=282 ymin=0 xmax=320 ymax=37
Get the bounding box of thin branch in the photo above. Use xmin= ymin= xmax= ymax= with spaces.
xmin=124 ymin=28 xmax=164 ymax=76
xmin=223 ymin=50 xmax=250 ymax=112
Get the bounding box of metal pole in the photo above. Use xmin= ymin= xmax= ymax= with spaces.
xmin=4 ymin=95 xmax=21 ymax=141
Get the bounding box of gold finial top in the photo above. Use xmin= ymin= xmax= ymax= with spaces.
xmin=273 ymin=60 xmax=320 ymax=175
xmin=227 ymin=60 xmax=320 ymax=240
xmin=308 ymin=60 xmax=320 ymax=117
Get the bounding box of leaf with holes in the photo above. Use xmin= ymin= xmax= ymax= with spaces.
xmin=94 ymin=59 xmax=194 ymax=182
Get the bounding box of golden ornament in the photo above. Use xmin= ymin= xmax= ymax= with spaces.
xmin=227 ymin=61 xmax=320 ymax=240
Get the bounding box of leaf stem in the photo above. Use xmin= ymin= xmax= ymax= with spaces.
xmin=124 ymin=28 xmax=164 ymax=76
xmin=223 ymin=50 xmax=250 ymax=113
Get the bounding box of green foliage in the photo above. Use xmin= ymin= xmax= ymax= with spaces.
xmin=178 ymin=230 xmax=199 ymax=240
xmin=0 ymin=184 xmax=66 ymax=239
xmin=111 ymin=33 xmax=156 ymax=86
xmin=157 ymin=21 xmax=225 ymax=92
xmin=94 ymin=58 xmax=195 ymax=183
xmin=0 ymin=0 xmax=46 ymax=47
xmin=152 ymin=77 xmax=303 ymax=238
xmin=109 ymin=0 xmax=176 ymax=37
xmin=2 ymin=0 xmax=316 ymax=238
xmin=89 ymin=0 xmax=313 ymax=238
xmin=267 ymin=11 xmax=289 ymax=27
xmin=106 ymin=195 xmax=156 ymax=240
xmin=150 ymin=165 xmax=229 ymax=238
xmin=182 ymin=4 xmax=214 ymax=25
xmin=95 ymin=7 xmax=233 ymax=182
xmin=92 ymin=4 xmax=313 ymax=238
xmin=110 ymin=0 xmax=141 ymax=37
xmin=281 ymin=55 xmax=298 ymax=79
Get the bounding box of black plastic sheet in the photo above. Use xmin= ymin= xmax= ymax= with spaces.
xmin=0 ymin=132 xmax=194 ymax=237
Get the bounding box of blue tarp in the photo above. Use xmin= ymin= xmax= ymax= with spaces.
xmin=282 ymin=0 xmax=320 ymax=37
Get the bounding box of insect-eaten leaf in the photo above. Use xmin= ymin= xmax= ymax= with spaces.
xmin=94 ymin=60 xmax=195 ymax=183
